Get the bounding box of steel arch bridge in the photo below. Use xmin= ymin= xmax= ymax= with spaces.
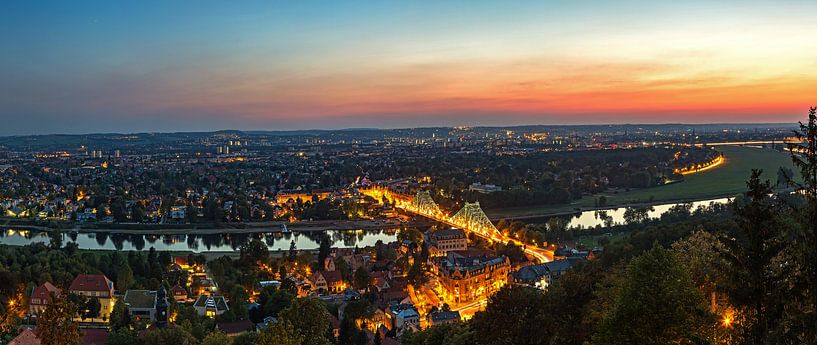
xmin=447 ymin=202 xmax=500 ymax=238
xmin=361 ymin=186 xmax=501 ymax=238
xmin=359 ymin=186 xmax=552 ymax=262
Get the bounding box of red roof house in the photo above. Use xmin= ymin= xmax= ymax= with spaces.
xmin=29 ymin=282 xmax=61 ymax=316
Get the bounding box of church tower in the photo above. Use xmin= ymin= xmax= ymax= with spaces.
xmin=155 ymin=286 xmax=169 ymax=327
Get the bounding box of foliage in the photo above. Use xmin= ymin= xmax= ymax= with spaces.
xmin=278 ymin=297 xmax=332 ymax=345
xmin=401 ymin=321 xmax=474 ymax=345
xmin=353 ymin=266 xmax=372 ymax=290
xmin=255 ymin=319 xmax=303 ymax=345
xmin=623 ymin=205 xmax=653 ymax=225
xmin=592 ymin=244 xmax=711 ymax=345
xmin=142 ymin=326 xmax=198 ymax=345
xmin=716 ymin=171 xmax=788 ymax=344
xmin=202 ymin=331 xmax=231 ymax=345
xmin=469 ymin=286 xmax=549 ymax=345
xmin=36 ymin=293 xmax=81 ymax=345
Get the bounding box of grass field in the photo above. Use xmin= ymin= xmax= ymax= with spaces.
xmin=487 ymin=145 xmax=796 ymax=218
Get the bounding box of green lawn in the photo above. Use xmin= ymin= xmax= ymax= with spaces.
xmin=487 ymin=145 xmax=795 ymax=218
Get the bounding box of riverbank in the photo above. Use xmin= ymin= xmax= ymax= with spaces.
xmin=3 ymin=219 xmax=404 ymax=235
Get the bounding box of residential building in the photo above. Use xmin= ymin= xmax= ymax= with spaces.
xmin=512 ymin=258 xmax=581 ymax=289
xmin=427 ymin=229 xmax=467 ymax=257
xmin=170 ymin=284 xmax=188 ymax=303
xmin=468 ymin=182 xmax=502 ymax=193
xmin=429 ymin=310 xmax=461 ymax=326
xmin=311 ymin=271 xmax=345 ymax=294
xmin=68 ymin=274 xmax=115 ymax=322
xmin=8 ymin=328 xmax=39 ymax=345
xmin=29 ymin=282 xmax=60 ymax=317
xmin=194 ymin=295 xmax=229 ymax=317
xmin=123 ymin=290 xmax=157 ymax=322
xmin=433 ymin=252 xmax=511 ymax=304
xmin=170 ymin=206 xmax=187 ymax=220
xmin=385 ymin=304 xmax=420 ymax=332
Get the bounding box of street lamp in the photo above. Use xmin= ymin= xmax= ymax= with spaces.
xmin=722 ymin=314 xmax=732 ymax=328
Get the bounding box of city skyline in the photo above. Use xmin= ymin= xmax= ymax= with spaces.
xmin=3 ymin=0 xmax=817 ymax=135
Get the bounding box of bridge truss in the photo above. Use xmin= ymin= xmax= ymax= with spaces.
xmin=410 ymin=190 xmax=443 ymax=217
xmin=448 ymin=202 xmax=501 ymax=239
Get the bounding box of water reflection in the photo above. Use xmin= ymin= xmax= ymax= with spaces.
xmin=0 ymin=228 xmax=398 ymax=253
xmin=551 ymin=197 xmax=733 ymax=229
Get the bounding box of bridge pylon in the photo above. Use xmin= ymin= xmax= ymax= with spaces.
xmin=449 ymin=202 xmax=501 ymax=238
xmin=411 ymin=190 xmax=443 ymax=216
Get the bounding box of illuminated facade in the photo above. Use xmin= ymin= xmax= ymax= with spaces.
xmin=69 ymin=274 xmax=116 ymax=323
xmin=433 ymin=252 xmax=510 ymax=304
xmin=427 ymin=228 xmax=468 ymax=257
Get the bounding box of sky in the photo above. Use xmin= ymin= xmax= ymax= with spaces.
xmin=2 ymin=0 xmax=817 ymax=135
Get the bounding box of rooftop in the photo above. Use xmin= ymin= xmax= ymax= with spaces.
xmin=123 ymin=290 xmax=156 ymax=310
xmin=69 ymin=274 xmax=113 ymax=293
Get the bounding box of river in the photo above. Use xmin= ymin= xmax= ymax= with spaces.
xmin=0 ymin=228 xmax=398 ymax=253
xmin=563 ymin=197 xmax=732 ymax=229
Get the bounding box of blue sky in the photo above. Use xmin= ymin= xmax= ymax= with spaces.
xmin=2 ymin=1 xmax=816 ymax=135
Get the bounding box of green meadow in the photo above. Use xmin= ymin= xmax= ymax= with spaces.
xmin=488 ymin=145 xmax=796 ymax=219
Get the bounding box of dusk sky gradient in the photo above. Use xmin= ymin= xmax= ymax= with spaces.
xmin=2 ymin=1 xmax=817 ymax=135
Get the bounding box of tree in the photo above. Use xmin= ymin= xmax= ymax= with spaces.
xmin=259 ymin=289 xmax=293 ymax=319
xmin=111 ymin=198 xmax=128 ymax=222
xmin=131 ymin=204 xmax=146 ymax=223
xmin=786 ymin=106 xmax=817 ymax=340
xmin=402 ymin=321 xmax=474 ymax=345
xmin=288 ymin=240 xmax=297 ymax=261
xmin=397 ymin=228 xmax=424 ymax=244
xmin=336 ymin=258 xmax=353 ymax=282
xmin=233 ymin=332 xmax=259 ymax=345
xmin=255 ymin=319 xmax=303 ymax=345
xmin=117 ymin=263 xmax=134 ymax=291
xmin=49 ymin=230 xmax=63 ymax=249
xmin=83 ymin=296 xmax=102 ymax=320
xmin=338 ymin=316 xmax=367 ymax=345
xmin=279 ymin=297 xmax=332 ymax=345
xmin=202 ymin=331 xmax=231 ymax=345
xmin=186 ymin=205 xmax=199 ymax=223
xmin=623 ymin=206 xmax=653 ymax=225
xmin=353 ymin=267 xmax=372 ymax=290
xmin=240 ymin=239 xmax=269 ymax=264
xmin=110 ymin=299 xmax=132 ymax=331
xmin=496 ymin=241 xmax=526 ymax=264
xmin=671 ymin=230 xmax=728 ymax=311
xmin=660 ymin=203 xmax=692 ymax=222
xmin=107 ymin=328 xmax=139 ymax=345
xmin=143 ymin=327 xmax=198 ymax=345
xmin=318 ymin=233 xmax=332 ymax=268
xmin=36 ymin=293 xmax=81 ymax=345
xmin=592 ymin=244 xmax=711 ymax=345
xmin=469 ymin=286 xmax=548 ymax=345
xmin=0 ymin=271 xmax=25 ymax=334
xmin=719 ymin=170 xmax=785 ymax=344
xmin=407 ymin=259 xmax=427 ymax=287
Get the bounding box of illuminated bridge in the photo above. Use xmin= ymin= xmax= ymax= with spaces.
xmin=360 ymin=186 xmax=552 ymax=263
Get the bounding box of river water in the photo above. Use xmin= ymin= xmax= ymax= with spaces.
xmin=564 ymin=197 xmax=732 ymax=229
xmin=0 ymin=229 xmax=398 ymax=253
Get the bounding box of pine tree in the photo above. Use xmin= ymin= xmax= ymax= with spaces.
xmin=785 ymin=106 xmax=817 ymax=341
xmin=719 ymin=170 xmax=785 ymax=344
